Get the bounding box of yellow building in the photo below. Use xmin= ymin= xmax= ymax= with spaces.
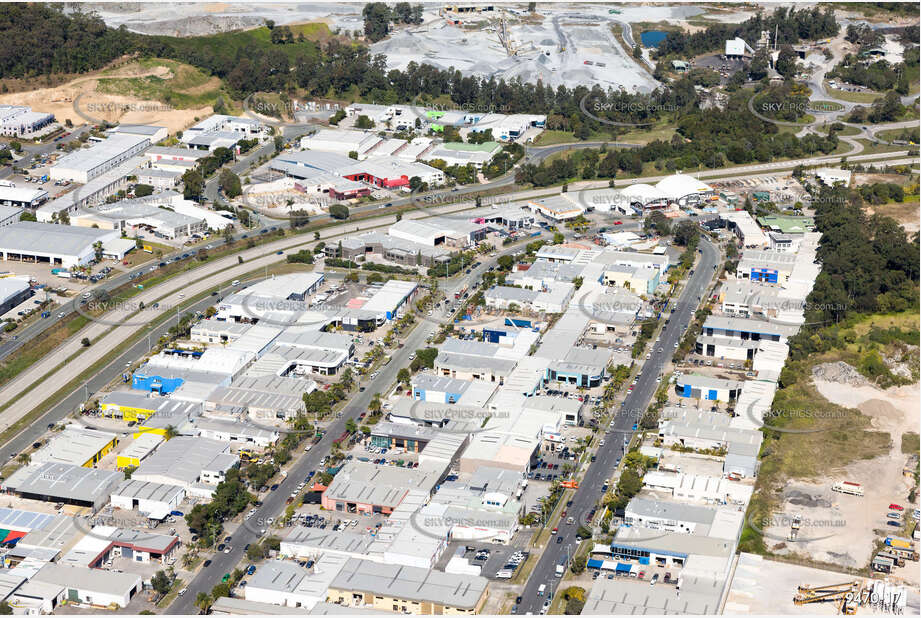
xmin=601 ymin=264 xmax=660 ymax=295
xmin=31 ymin=427 xmax=118 ymax=468
xmin=100 ymin=392 xmax=158 ymax=423
xmin=100 ymin=392 xmax=200 ymax=437
xmin=327 ymin=559 xmax=488 ymax=615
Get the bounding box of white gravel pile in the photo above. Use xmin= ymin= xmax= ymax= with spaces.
xmin=811 ymin=361 xmax=869 ymax=386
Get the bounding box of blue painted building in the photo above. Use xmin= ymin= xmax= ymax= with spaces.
xmin=749 ymin=267 xmax=778 ymax=283
xmin=132 ymin=372 xmax=185 ymax=394
xmin=674 ymin=374 xmax=743 ymax=402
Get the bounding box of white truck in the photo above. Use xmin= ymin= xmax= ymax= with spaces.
xmin=555 ymin=563 xmax=565 ymax=577
xmin=832 ymin=481 xmax=864 ymax=496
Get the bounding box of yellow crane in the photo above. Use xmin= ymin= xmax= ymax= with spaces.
xmin=794 ymin=582 xmax=862 ymax=615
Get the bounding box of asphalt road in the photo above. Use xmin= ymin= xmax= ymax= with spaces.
xmin=0 ymin=145 xmax=910 ymax=460
xmin=517 ymin=237 xmax=720 ymax=615
xmin=166 ymin=244 xmax=522 ymax=614
xmin=0 ymin=131 xmax=592 ymax=365
xmin=1 ymin=121 xmax=908 ymax=366
xmin=0 ymin=123 xmax=309 ymax=364
xmin=0 ymin=290 xmax=222 ymax=467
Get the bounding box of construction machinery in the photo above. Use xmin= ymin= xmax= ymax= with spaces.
xmin=793 ymin=581 xmax=862 ymax=614
xmin=495 ymin=9 xmax=519 ymax=56
xmin=789 ymin=513 xmax=802 ymax=541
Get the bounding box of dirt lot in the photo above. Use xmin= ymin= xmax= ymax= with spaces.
xmin=865 ymin=200 xmax=920 ymax=234
xmin=760 ymin=365 xmax=919 ymax=581
xmin=0 ymin=61 xmax=211 ymax=135
xmin=852 ymin=173 xmax=919 ymax=232
xmin=726 ymin=552 xmax=920 ymax=615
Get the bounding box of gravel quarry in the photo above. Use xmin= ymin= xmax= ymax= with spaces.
xmin=82 ymin=3 xmax=724 ymax=93
xmin=372 ymin=4 xmax=686 ymax=92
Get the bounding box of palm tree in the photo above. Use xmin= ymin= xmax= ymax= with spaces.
xmin=195 ymin=592 xmax=211 ymax=614
xmin=340 ymin=367 xmax=354 ymax=391
xmin=164 ymin=425 xmax=178 ymax=440
xmin=17 ymin=453 xmax=29 ymax=465
xmin=369 ymin=393 xmax=382 ymax=415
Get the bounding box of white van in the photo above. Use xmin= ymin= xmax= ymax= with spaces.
xmin=496 ymin=570 xmax=513 ymax=579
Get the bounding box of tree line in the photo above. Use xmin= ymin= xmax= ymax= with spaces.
xmin=515 ymin=89 xmax=840 ymax=187
xmin=0 ymin=4 xmax=134 ymax=78
xmin=789 ymin=182 xmax=919 ymax=350
xmin=654 ymin=6 xmax=839 ymax=60
xmin=1 ymin=4 xmax=699 ymax=139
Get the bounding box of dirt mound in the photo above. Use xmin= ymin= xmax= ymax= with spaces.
xmin=0 ymin=61 xmax=211 ymax=135
xmin=811 ymin=361 xmax=869 ymax=386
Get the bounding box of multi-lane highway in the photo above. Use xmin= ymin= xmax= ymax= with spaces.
xmin=0 ymin=145 xmax=909 ymax=476
xmin=517 ymin=237 xmax=720 ymax=615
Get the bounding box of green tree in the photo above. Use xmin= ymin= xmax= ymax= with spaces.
xmin=362 ymin=3 xmax=391 ymax=42
xmin=151 ymin=570 xmax=173 ymax=596
xmin=195 ymin=592 xmax=211 ymax=613
xmin=134 ymin=184 xmax=153 ymax=197
xmin=182 ymin=169 xmax=204 ymax=201
xmin=210 ymin=582 xmax=231 ymax=600
xmin=219 ymin=168 xmax=242 ymax=199
xmin=246 ymin=542 xmax=264 ymax=562
xmin=329 ymin=204 xmax=349 ymax=220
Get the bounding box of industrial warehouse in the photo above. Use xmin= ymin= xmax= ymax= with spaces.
xmin=0 ymin=3 xmax=914 ymax=611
